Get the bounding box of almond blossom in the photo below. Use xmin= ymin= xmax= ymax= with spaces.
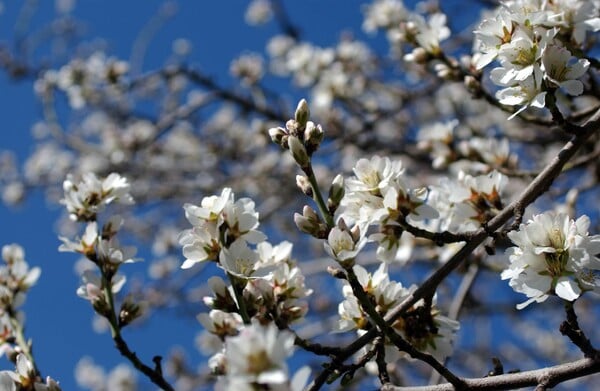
xmin=502 ymin=212 xmax=600 ymax=309
xmin=541 ymin=44 xmax=589 ymax=95
xmin=338 ymin=264 xmax=459 ymax=361
xmin=215 ymin=321 xmax=297 ymax=389
xmin=179 ymin=188 xmax=266 ymax=270
xmin=61 ymin=172 xmax=134 ymax=222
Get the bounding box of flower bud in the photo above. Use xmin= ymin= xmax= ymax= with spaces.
xmin=296 ymin=175 xmax=313 ymax=197
xmin=268 ymin=126 xmax=287 ymax=146
xmin=90 ymin=290 xmax=110 ymax=315
xmin=294 ymin=212 xmax=314 ymax=235
xmin=328 ymin=174 xmax=345 ymax=211
xmin=294 ymin=205 xmax=322 ymax=237
xmin=285 ymin=119 xmax=300 ymax=137
xmin=303 ymin=121 xmax=324 ymax=155
xmin=295 ymin=99 xmax=310 ymax=129
xmin=288 ymin=136 xmax=310 ymax=169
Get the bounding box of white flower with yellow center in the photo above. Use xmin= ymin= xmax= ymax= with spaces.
xmin=502 ymin=212 xmax=600 ymax=309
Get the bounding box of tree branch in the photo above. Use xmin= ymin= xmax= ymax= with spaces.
xmin=310 ymin=111 xmax=600 ymax=390
xmin=381 ymin=357 xmax=600 ymax=391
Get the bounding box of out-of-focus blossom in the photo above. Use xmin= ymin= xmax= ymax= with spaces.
xmin=61 ymin=173 xmax=133 ymax=222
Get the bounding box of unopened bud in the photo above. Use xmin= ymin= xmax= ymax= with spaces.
xmin=303 ymin=205 xmax=320 ymax=221
xmin=303 ymin=121 xmax=324 ymax=155
xmin=295 ymin=99 xmax=310 ymax=129
xmin=294 ymin=212 xmax=315 ymax=235
xmin=296 ymin=175 xmax=313 ymax=197
xmin=327 ymin=266 xmax=346 ymax=279
xmin=288 ymin=136 xmax=310 ymax=169
xmin=285 ymin=119 xmax=300 ymax=137
xmin=268 ymin=127 xmax=287 ymax=146
xmin=294 ymin=205 xmax=322 ymax=237
xmin=328 ymin=174 xmax=345 ymax=209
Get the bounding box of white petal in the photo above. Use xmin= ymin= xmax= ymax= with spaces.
xmin=530 ymin=92 xmax=547 ymax=108
xmin=555 ymin=278 xmax=581 ymax=301
xmin=291 ymin=366 xmax=312 ymax=391
xmin=560 ymin=80 xmax=583 ymax=96
xmin=181 ymin=258 xmax=199 ymax=269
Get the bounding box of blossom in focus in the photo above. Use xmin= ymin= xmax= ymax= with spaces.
xmin=495 ymin=66 xmax=547 ymax=120
xmin=474 ymin=1 xmax=595 ymax=119
xmin=219 ymin=239 xmax=267 ymax=279
xmin=324 ymin=222 xmax=367 ymax=265
xmin=429 ymin=170 xmax=507 ymax=233
xmin=502 ymin=212 xmax=600 ymax=309
xmin=179 ymin=188 xmax=266 ymax=270
xmin=541 ymin=44 xmax=589 ymax=96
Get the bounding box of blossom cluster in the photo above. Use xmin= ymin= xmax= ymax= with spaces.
xmin=268 ymin=101 xmax=463 ymax=368
xmin=179 ymin=188 xmax=312 ymax=388
xmin=330 ymin=156 xmax=422 ymax=264
xmin=474 ymin=0 xmax=599 ymax=118
xmin=0 ymin=245 xmax=61 ymax=389
xmin=417 ymin=119 xmax=518 ymax=174
xmin=362 ymin=0 xmax=450 ymax=61
xmin=59 ymin=173 xmax=142 ymax=325
xmin=2 ymin=0 xmax=600 ymax=389
xmin=36 ymin=52 xmax=129 ymax=110
xmin=61 ymin=172 xmax=134 ymax=222
xmin=267 ymin=35 xmax=376 ymax=113
xmin=338 ymin=264 xmax=459 ymax=362
xmin=428 ymin=170 xmax=508 ymax=233
xmin=332 ymin=153 xmax=509 ymax=263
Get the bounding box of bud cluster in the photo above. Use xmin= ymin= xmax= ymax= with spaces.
xmin=269 ymin=99 xmax=324 ymax=170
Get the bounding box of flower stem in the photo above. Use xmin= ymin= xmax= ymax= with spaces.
xmin=8 ymin=310 xmax=40 ymax=378
xmin=228 ymin=272 xmax=251 ymax=324
xmin=305 ymin=164 xmax=334 ymax=228
xmin=101 ymin=273 xmax=174 ymax=391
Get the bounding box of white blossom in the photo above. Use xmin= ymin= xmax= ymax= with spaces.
xmin=502 ymin=212 xmax=600 ymax=309
xmin=218 ymin=321 xmax=296 ymax=388
xmin=541 ymin=44 xmax=589 ymax=95
xmin=61 ymin=172 xmax=133 ymax=221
